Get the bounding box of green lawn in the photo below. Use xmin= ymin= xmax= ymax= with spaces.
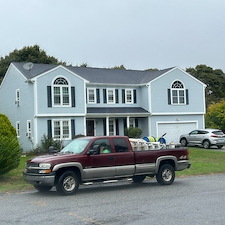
xmin=1 ymin=147 xmax=225 ymax=193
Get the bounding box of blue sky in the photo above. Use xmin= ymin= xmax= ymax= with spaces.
xmin=1 ymin=0 xmax=225 ymax=71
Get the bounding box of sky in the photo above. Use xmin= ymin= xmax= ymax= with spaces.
xmin=1 ymin=0 xmax=225 ymax=71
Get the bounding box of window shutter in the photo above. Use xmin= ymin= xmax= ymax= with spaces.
xmin=71 ymin=119 xmax=75 ymax=138
xmin=133 ymin=90 xmax=137 ymax=103
xmin=115 ymin=89 xmax=119 ymax=103
xmin=103 ymin=89 xmax=107 ymax=103
xmin=168 ymin=89 xmax=171 ymax=105
xmin=123 ymin=119 xmax=127 ymax=129
xmin=122 ymin=89 xmax=125 ymax=103
xmin=71 ymin=86 xmax=76 ymax=107
xmin=186 ymin=89 xmax=189 ymax=105
xmin=116 ymin=119 xmax=119 ymax=135
xmin=47 ymin=120 xmax=52 ymax=138
xmin=96 ymin=89 xmax=100 ymax=103
xmin=135 ymin=118 xmax=138 ymax=127
xmin=47 ymin=86 xmax=52 ymax=107
xmin=103 ymin=118 xmax=106 ymax=135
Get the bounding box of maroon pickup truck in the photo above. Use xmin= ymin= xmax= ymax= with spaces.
xmin=23 ymin=136 xmax=190 ymax=195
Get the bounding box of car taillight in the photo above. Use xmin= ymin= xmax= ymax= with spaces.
xmin=211 ymin=135 xmax=218 ymax=137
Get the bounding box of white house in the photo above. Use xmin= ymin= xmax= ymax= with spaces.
xmin=0 ymin=62 xmax=206 ymax=151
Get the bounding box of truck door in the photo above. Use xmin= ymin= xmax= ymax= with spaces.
xmin=83 ymin=138 xmax=115 ymax=180
xmin=112 ymin=137 xmax=135 ymax=177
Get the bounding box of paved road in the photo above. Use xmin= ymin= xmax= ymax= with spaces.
xmin=1 ymin=174 xmax=225 ymax=225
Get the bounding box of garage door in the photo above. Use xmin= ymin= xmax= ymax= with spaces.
xmin=157 ymin=122 xmax=197 ymax=144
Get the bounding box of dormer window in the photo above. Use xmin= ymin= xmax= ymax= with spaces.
xmin=53 ymin=77 xmax=70 ymax=106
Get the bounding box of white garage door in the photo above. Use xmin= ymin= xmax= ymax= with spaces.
xmin=157 ymin=122 xmax=197 ymax=144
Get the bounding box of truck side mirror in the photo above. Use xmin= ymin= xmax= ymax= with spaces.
xmin=87 ymin=145 xmax=99 ymax=155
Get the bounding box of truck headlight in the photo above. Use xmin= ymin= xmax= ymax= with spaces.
xmin=39 ymin=163 xmax=52 ymax=173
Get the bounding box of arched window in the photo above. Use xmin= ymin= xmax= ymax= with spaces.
xmin=171 ymin=80 xmax=185 ymax=104
xmin=53 ymin=77 xmax=70 ymax=106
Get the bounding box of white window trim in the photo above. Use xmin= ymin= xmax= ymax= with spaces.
xmin=16 ymin=121 xmax=20 ymax=137
xmin=52 ymin=77 xmax=71 ymax=107
xmin=171 ymin=80 xmax=186 ymax=105
xmin=107 ymin=89 xmax=115 ymax=104
xmin=125 ymin=89 xmax=133 ymax=104
xmin=52 ymin=119 xmax=71 ymax=140
xmin=108 ymin=119 xmax=116 ymax=135
xmin=26 ymin=120 xmax=32 ymax=138
xmin=15 ymin=89 xmax=20 ymax=105
xmin=87 ymin=88 xmax=96 ymax=104
xmin=129 ymin=118 xmax=135 ymax=128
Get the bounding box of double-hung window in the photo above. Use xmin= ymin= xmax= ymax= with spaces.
xmin=53 ymin=120 xmax=71 ymax=140
xmin=53 ymin=77 xmax=70 ymax=106
xmin=171 ymin=81 xmax=185 ymax=104
xmin=125 ymin=89 xmax=133 ymax=104
xmin=107 ymin=89 xmax=115 ymax=104
xmin=87 ymin=88 xmax=96 ymax=104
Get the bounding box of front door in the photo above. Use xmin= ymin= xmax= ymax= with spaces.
xmin=86 ymin=120 xmax=95 ymax=136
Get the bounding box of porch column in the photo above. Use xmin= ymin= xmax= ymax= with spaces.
xmin=126 ymin=116 xmax=130 ymax=128
xmin=106 ymin=116 xmax=109 ymax=136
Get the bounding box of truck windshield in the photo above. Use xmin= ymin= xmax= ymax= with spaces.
xmin=60 ymin=138 xmax=91 ymax=154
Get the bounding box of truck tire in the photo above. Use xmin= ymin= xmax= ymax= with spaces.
xmin=156 ymin=164 xmax=175 ymax=185
xmin=132 ymin=175 xmax=146 ymax=183
xmin=56 ymin=171 xmax=79 ymax=195
xmin=34 ymin=185 xmax=52 ymax=192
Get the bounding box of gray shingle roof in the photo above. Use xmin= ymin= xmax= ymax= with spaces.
xmin=87 ymin=107 xmax=149 ymax=114
xmin=12 ymin=62 xmax=174 ymax=85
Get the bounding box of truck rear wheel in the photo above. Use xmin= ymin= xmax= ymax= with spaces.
xmin=56 ymin=171 xmax=79 ymax=195
xmin=156 ymin=164 xmax=175 ymax=185
xmin=132 ymin=175 xmax=146 ymax=183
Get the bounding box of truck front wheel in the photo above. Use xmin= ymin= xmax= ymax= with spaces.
xmin=156 ymin=164 xmax=175 ymax=185
xmin=56 ymin=171 xmax=79 ymax=195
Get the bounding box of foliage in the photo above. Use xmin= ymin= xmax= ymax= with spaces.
xmin=33 ymin=134 xmax=64 ymax=154
xmin=0 ymin=136 xmax=21 ymax=175
xmin=0 ymin=45 xmax=64 ymax=82
xmin=112 ymin=64 xmax=126 ymax=70
xmin=0 ymin=114 xmax=17 ymax=137
xmin=186 ymin=64 xmax=225 ymax=106
xmin=205 ymin=100 xmax=225 ymax=131
xmin=0 ymin=114 xmax=21 ymax=175
xmin=124 ymin=127 xmax=142 ymax=138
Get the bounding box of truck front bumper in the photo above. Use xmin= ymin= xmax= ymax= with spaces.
xmin=176 ymin=160 xmax=191 ymax=171
xmin=23 ymin=172 xmax=55 ymax=186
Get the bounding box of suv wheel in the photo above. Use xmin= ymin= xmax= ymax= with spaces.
xmin=180 ymin=138 xmax=188 ymax=147
xmin=203 ymin=140 xmax=210 ymax=149
xmin=56 ymin=171 xmax=79 ymax=195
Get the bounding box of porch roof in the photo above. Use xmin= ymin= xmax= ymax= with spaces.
xmin=87 ymin=107 xmax=149 ymax=116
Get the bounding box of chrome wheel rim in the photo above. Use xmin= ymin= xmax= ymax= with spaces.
xmin=63 ymin=176 xmax=76 ymax=192
xmin=162 ymin=169 xmax=172 ymax=182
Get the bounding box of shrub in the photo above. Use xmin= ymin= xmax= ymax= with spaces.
xmin=0 ymin=114 xmax=17 ymax=137
xmin=124 ymin=127 xmax=142 ymax=138
xmin=0 ymin=136 xmax=21 ymax=175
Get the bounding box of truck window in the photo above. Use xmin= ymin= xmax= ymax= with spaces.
xmin=113 ymin=138 xmax=128 ymax=152
xmin=91 ymin=138 xmax=111 ymax=154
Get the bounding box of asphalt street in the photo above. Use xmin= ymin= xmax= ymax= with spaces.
xmin=1 ymin=174 xmax=225 ymax=225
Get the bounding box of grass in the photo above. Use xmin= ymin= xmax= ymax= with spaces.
xmin=1 ymin=147 xmax=225 ymax=193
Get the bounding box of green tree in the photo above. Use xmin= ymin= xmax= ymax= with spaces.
xmin=112 ymin=64 xmax=126 ymax=70
xmin=0 ymin=45 xmax=64 ymax=83
xmin=186 ymin=65 xmax=225 ymax=106
xmin=0 ymin=114 xmax=21 ymax=175
xmin=205 ymin=100 xmax=225 ymax=131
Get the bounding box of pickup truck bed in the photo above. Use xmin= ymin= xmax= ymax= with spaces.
xmin=23 ymin=136 xmax=190 ymax=195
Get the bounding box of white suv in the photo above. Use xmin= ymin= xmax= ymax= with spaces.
xmin=180 ymin=129 xmax=225 ymax=149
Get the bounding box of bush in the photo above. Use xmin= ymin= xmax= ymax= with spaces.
xmin=0 ymin=114 xmax=17 ymax=137
xmin=124 ymin=127 xmax=142 ymax=138
xmin=32 ymin=134 xmax=63 ymax=154
xmin=0 ymin=136 xmax=21 ymax=175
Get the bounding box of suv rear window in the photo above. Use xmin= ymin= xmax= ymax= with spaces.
xmin=212 ymin=131 xmax=224 ymax=135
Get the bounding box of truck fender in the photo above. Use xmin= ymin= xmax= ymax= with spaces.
xmin=155 ymin=156 xmax=177 ymax=174
xmin=52 ymin=162 xmax=84 ymax=180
